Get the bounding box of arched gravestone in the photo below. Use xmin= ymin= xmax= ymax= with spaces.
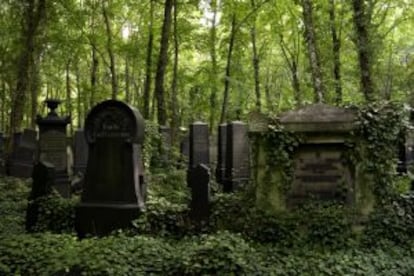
xmin=75 ymin=100 xmax=146 ymax=236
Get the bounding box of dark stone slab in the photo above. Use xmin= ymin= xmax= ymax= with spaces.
xmin=224 ymin=121 xmax=250 ymax=192
xmin=215 ymin=124 xmax=227 ymax=185
xmin=9 ymin=129 xmax=37 ymax=178
xmin=189 ymin=122 xmax=209 ymax=170
xmin=75 ymin=100 xmax=146 ymax=237
xmin=26 ymin=161 xmax=55 ymax=231
xmin=189 ymin=164 xmax=210 ymax=223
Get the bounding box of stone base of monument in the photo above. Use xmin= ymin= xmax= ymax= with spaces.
xmin=75 ymin=202 xmax=142 ymax=237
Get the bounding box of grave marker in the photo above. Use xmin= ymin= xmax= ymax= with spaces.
xmin=9 ymin=129 xmax=37 ymax=178
xmin=36 ymin=99 xmax=71 ymax=197
xmin=189 ymin=164 xmax=210 ymax=224
xmin=75 ymin=100 xmax=146 ymax=236
xmin=215 ymin=123 xmax=227 ymax=185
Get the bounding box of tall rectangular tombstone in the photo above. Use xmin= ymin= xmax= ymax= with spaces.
xmin=73 ymin=129 xmax=88 ymax=175
xmin=189 ymin=122 xmax=209 ymax=169
xmin=215 ymin=123 xmax=227 ymax=185
xmin=9 ymin=129 xmax=37 ymax=178
xmin=75 ymin=100 xmax=146 ymax=237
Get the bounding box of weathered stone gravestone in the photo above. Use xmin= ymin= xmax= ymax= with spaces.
xmin=73 ymin=129 xmax=88 ymax=175
xmin=215 ymin=124 xmax=227 ymax=185
xmin=36 ymin=99 xmax=71 ymax=197
xmin=251 ymin=104 xmax=375 ymax=215
xmin=188 ymin=122 xmax=209 ymax=187
xmin=223 ymin=121 xmax=250 ymax=192
xmin=75 ymin=100 xmax=146 ymax=236
xmin=26 ymin=161 xmax=55 ymax=231
xmin=189 ymin=164 xmax=210 ymax=224
xmin=189 ymin=122 xmax=209 ymax=170
xmin=9 ymin=129 xmax=37 ymax=178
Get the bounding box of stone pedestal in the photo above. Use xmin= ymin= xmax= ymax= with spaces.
xmin=36 ymin=99 xmax=71 ymax=197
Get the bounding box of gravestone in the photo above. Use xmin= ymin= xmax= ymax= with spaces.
xmin=26 ymin=161 xmax=55 ymax=231
xmin=223 ymin=121 xmax=250 ymax=192
xmin=9 ymin=129 xmax=37 ymax=178
xmin=189 ymin=122 xmax=209 ymax=169
xmin=215 ymin=123 xmax=227 ymax=185
xmin=189 ymin=164 xmax=210 ymax=224
xmin=188 ymin=122 xmax=209 ymax=187
xmin=73 ymin=129 xmax=88 ymax=175
xmin=36 ymin=99 xmax=71 ymax=197
xmin=75 ymin=99 xmax=146 ymax=237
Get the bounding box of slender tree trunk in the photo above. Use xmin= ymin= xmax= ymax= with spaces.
xmin=125 ymin=57 xmax=130 ymax=102
xmin=1 ymin=81 xmax=6 ymax=132
xmin=66 ymin=60 xmax=73 ymax=134
xmin=209 ymin=0 xmax=218 ymax=130
xmin=301 ymin=0 xmax=325 ymax=103
xmin=351 ymin=0 xmax=375 ymax=102
xmin=90 ymin=45 xmax=98 ymax=107
xmin=329 ymin=0 xmax=342 ymax=104
xmin=220 ymin=14 xmax=236 ymax=124
xmin=143 ymin=0 xmax=154 ymax=119
xmin=384 ymin=45 xmax=393 ymax=100
xmin=75 ymin=64 xmax=82 ymax=128
xmin=102 ymin=1 xmax=118 ymax=99
xmin=279 ymin=36 xmax=302 ymax=106
xmin=250 ymin=0 xmax=261 ymax=111
xmin=9 ymin=0 xmax=46 ymax=152
xmin=30 ymin=53 xmax=40 ymax=128
xmin=170 ymin=0 xmax=179 ymax=144
xmin=154 ymin=0 xmax=173 ymax=125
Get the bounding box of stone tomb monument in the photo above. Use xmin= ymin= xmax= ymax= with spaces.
xmin=36 ymin=99 xmax=71 ymax=197
xmin=75 ymin=100 xmax=146 ymax=236
xmin=223 ymin=121 xmax=250 ymax=192
xmin=251 ymin=104 xmax=373 ymax=215
xmin=9 ymin=129 xmax=37 ymax=178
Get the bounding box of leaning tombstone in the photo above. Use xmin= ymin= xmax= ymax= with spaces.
xmin=36 ymin=99 xmax=71 ymax=197
xmin=8 ymin=128 xmax=37 ymax=178
xmin=215 ymin=123 xmax=227 ymax=185
xmin=189 ymin=164 xmax=210 ymax=224
xmin=223 ymin=121 xmax=250 ymax=192
xmin=75 ymin=99 xmax=146 ymax=237
xmin=26 ymin=161 xmax=55 ymax=232
xmin=188 ymin=122 xmax=209 ymax=187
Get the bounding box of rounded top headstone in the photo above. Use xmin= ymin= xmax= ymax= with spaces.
xmin=84 ymin=100 xmax=145 ymax=144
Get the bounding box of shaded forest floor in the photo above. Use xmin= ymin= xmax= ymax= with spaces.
xmin=1 ymin=173 xmax=414 ymax=275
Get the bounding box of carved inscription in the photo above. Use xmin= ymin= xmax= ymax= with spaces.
xmin=40 ymin=130 xmax=66 ymax=171
xmin=290 ymin=145 xmax=350 ymax=201
xmin=87 ymin=107 xmax=134 ymax=140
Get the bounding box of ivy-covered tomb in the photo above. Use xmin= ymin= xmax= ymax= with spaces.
xmin=250 ymin=104 xmax=383 ymax=216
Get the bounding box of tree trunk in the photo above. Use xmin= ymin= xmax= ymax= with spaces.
xmin=30 ymin=53 xmax=40 ymax=128
xmin=154 ymin=0 xmax=173 ymax=126
xmin=75 ymin=64 xmax=82 ymax=128
xmin=250 ymin=0 xmax=261 ymax=111
xmin=102 ymin=1 xmax=118 ymax=99
xmin=219 ymin=14 xmax=236 ymax=124
xmin=66 ymin=60 xmax=73 ymax=135
xmin=329 ymin=0 xmax=342 ymax=104
xmin=125 ymin=57 xmax=130 ymax=102
xmin=279 ymin=36 xmax=302 ymax=106
xmin=170 ymin=0 xmax=179 ymax=144
xmin=351 ymin=0 xmax=375 ymax=102
xmin=301 ymin=0 xmax=325 ymax=103
xmin=9 ymin=0 xmax=46 ymax=152
xmin=209 ymin=0 xmax=218 ymax=130
xmin=90 ymin=44 xmax=98 ymax=107
xmin=143 ymin=0 xmax=154 ymax=119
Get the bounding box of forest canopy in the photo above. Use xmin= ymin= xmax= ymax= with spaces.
xmin=1 ymin=0 xmax=414 ymax=138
